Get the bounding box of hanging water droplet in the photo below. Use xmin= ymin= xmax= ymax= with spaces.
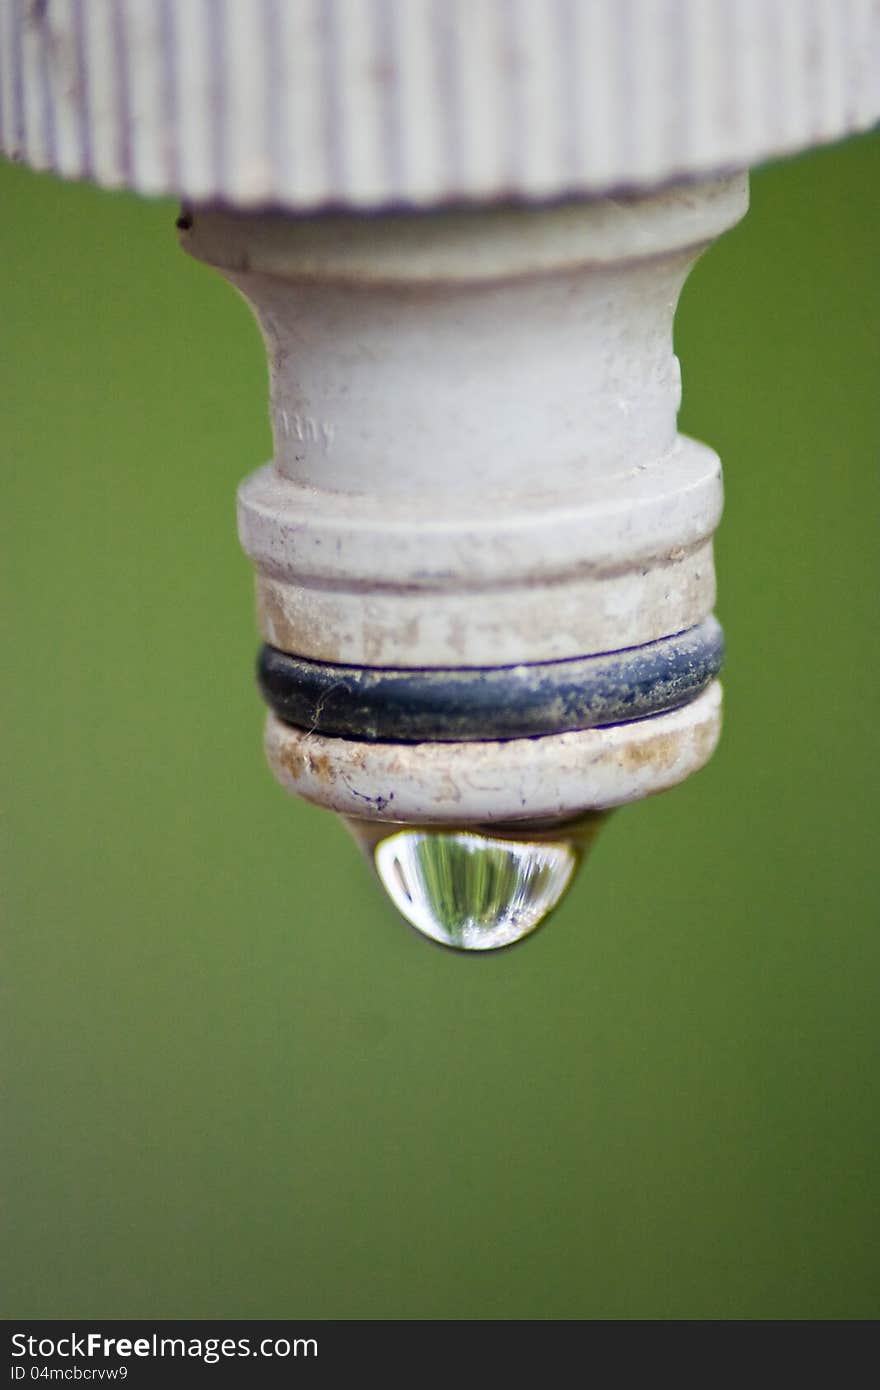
xmin=372 ymin=828 xmax=580 ymax=950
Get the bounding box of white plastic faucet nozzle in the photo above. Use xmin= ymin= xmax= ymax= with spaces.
xmin=3 ymin=0 xmax=878 ymax=946
xmin=179 ymin=184 xmax=740 ymax=946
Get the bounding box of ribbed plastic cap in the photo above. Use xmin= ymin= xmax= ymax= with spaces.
xmin=1 ymin=0 xmax=878 ymax=210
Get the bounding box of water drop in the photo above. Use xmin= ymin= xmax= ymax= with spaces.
xmin=373 ymin=828 xmax=580 ymax=950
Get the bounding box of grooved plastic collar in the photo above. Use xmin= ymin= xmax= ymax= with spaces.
xmin=1 ymin=0 xmax=878 ymax=211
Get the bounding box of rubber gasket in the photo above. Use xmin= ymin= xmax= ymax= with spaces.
xmin=257 ymin=616 xmax=724 ymax=744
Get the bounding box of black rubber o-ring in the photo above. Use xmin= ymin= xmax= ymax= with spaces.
xmin=257 ymin=617 xmax=724 ymax=744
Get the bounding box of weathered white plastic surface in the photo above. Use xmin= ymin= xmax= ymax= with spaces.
xmin=184 ymin=176 xmax=745 ymax=667
xmin=265 ymin=680 xmax=723 ymax=824
xmin=1 ymin=0 xmax=877 ymax=209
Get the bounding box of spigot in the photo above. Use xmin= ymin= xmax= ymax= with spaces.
xmin=178 ymin=181 xmax=740 ymax=946
xmin=2 ymin=0 xmax=877 ymax=948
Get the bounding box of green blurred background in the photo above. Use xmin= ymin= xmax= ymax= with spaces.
xmin=2 ymin=133 xmax=878 ymax=1320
